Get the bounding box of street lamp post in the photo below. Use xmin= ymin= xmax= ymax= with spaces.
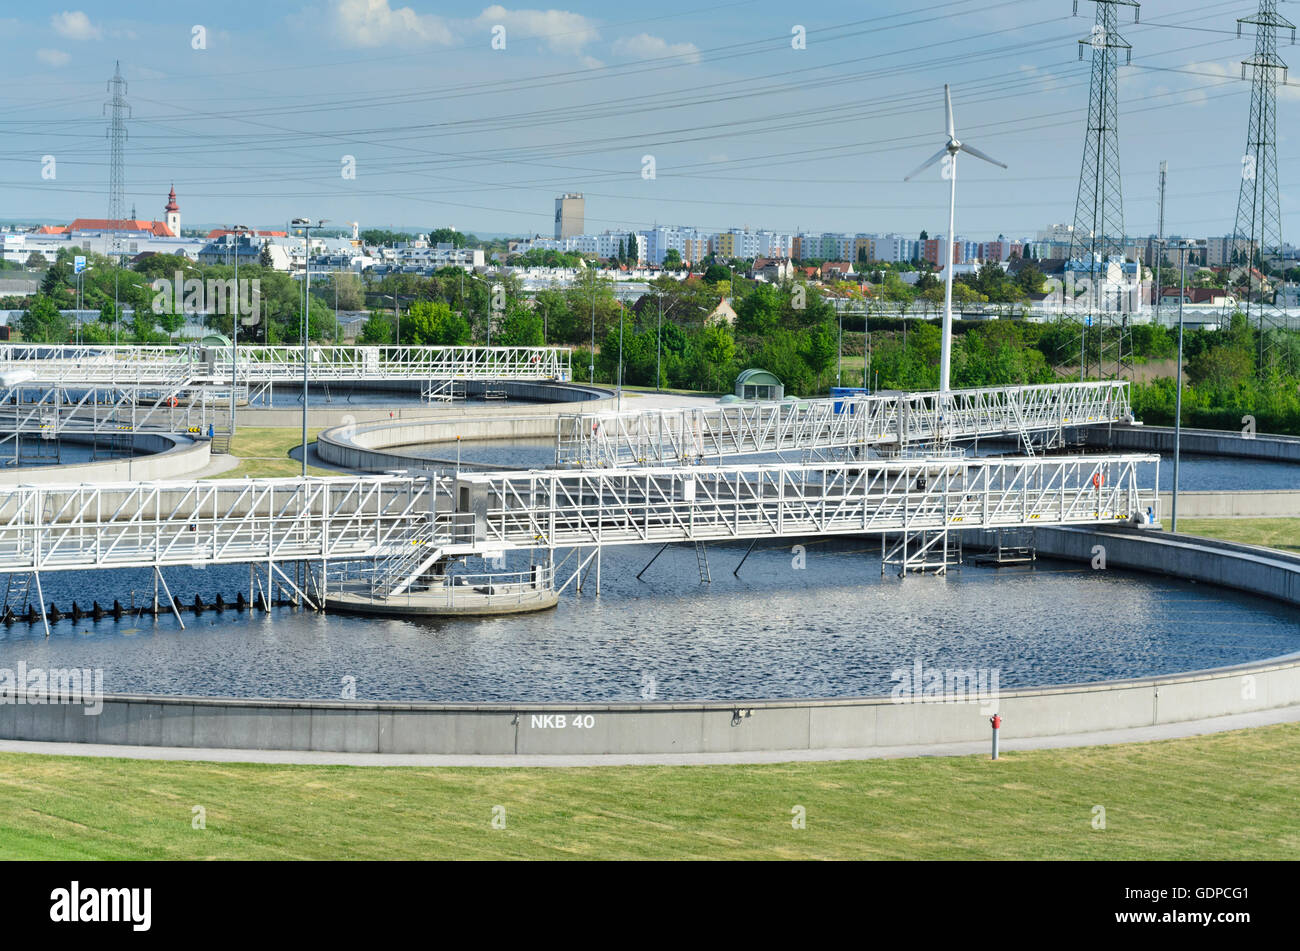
xmin=656 ymin=291 xmax=662 ymax=392
xmin=616 ymin=299 xmax=624 ymax=410
xmin=1172 ymin=240 xmax=1192 ymax=532
xmin=291 ymin=217 xmax=327 ymax=476
xmin=227 ymin=226 xmax=250 ymax=439
xmin=589 ymin=273 xmax=596 ymax=384
xmin=837 ymin=307 xmax=843 ymax=387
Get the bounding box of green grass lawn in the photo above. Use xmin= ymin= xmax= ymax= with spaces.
xmin=213 ymin=427 xmax=333 ymax=479
xmin=1177 ymin=518 xmax=1300 ymax=554
xmin=1 ymin=723 xmax=1296 ymax=859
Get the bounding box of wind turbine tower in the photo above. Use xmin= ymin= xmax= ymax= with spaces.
xmin=905 ymin=84 xmax=1007 ymax=395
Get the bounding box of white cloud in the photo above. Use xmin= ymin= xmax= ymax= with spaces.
xmin=36 ymin=48 xmax=71 ymax=67
xmin=612 ymin=33 xmax=701 ymax=64
xmin=329 ymin=0 xmax=454 ymax=48
xmin=51 ymin=11 xmax=100 ymax=41
xmin=476 ymin=6 xmax=599 ymax=56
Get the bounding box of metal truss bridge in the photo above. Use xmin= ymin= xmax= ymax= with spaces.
xmin=0 ymin=451 xmax=1158 ymax=626
xmin=556 ymin=381 xmax=1131 ymax=468
xmin=0 ymin=381 xmax=237 ymax=448
xmin=0 ymin=344 xmax=572 ymax=387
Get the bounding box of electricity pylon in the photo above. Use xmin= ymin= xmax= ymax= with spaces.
xmin=1227 ymin=0 xmax=1295 ymax=369
xmin=1066 ymin=0 xmax=1139 ymax=380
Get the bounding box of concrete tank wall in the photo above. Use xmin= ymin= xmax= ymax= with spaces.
xmin=1076 ymin=423 xmax=1300 ymax=462
xmin=0 ymin=433 xmax=210 ymax=485
xmin=239 ymin=382 xmax=613 ymax=430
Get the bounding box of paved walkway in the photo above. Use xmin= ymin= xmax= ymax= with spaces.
xmin=2 ymin=703 xmax=1296 ymax=768
xmin=184 ymin=451 xmax=242 ymax=479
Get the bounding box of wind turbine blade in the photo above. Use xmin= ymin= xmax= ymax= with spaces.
xmin=959 ymin=142 xmax=1008 ymax=169
xmin=904 ymin=147 xmax=949 ymax=182
xmin=945 ymin=84 xmax=955 ymax=139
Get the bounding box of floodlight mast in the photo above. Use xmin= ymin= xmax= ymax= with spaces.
xmin=904 ymin=84 xmax=1007 ymax=395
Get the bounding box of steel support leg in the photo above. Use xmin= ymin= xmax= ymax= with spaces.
xmin=33 ymin=569 xmax=49 ymax=638
xmin=155 ymin=566 xmax=185 ymax=630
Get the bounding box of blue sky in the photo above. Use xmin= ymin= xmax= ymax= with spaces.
xmin=0 ymin=0 xmax=1292 ymax=240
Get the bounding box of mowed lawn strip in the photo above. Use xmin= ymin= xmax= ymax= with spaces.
xmin=0 ymin=723 xmax=1296 ymax=859
xmin=1177 ymin=518 xmax=1300 ymax=555
xmin=212 ymin=426 xmax=333 ymax=479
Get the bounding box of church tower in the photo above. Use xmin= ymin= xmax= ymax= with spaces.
xmin=164 ymin=185 xmax=180 ymax=236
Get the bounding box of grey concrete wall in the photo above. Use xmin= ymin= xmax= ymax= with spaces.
xmin=1156 ymin=490 xmax=1300 ymax=518
xmin=315 ymin=383 xmax=616 ymax=472
xmin=239 ymin=382 xmax=613 ymax=430
xmin=4 ymin=651 xmax=1298 ymax=754
xmin=0 ymin=433 xmax=211 ymax=485
xmin=1077 ymin=423 xmax=1300 ymax=462
xmin=5 ymin=526 xmax=1299 ymax=755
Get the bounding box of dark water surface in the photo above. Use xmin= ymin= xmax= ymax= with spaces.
xmin=4 ymin=541 xmax=1296 ymax=703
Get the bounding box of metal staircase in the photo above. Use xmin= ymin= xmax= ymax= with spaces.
xmin=422 ymin=379 xmax=466 ymax=403
xmin=370 ymin=519 xmax=447 ymax=597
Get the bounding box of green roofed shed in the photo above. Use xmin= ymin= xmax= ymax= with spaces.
xmin=735 ymin=368 xmax=783 ymax=401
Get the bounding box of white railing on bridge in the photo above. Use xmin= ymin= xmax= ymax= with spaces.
xmin=0 ymin=344 xmax=572 ymax=386
xmin=450 ymin=453 xmax=1158 ymax=552
xmin=556 ymin=381 xmax=1131 ymax=467
xmin=0 ymin=475 xmax=435 ymax=573
xmin=0 ymin=382 xmax=239 ymax=442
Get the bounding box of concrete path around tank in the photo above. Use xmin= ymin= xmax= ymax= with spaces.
xmin=183 ymin=451 xmax=243 ymax=479
xmin=2 ymin=703 xmax=1297 ymax=768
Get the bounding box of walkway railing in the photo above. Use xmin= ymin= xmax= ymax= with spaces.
xmin=450 ymin=453 xmax=1158 ymax=552
xmin=0 ymin=344 xmax=572 ymax=386
xmin=556 ymin=381 xmax=1131 ymax=467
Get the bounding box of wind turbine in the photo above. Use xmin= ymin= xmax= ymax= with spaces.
xmin=905 ymin=84 xmax=1007 ymax=394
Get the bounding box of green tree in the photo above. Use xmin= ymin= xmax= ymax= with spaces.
xmin=18 ymin=295 xmax=68 ymax=342
xmin=404 ymin=300 xmax=470 ymax=345
xmin=804 ymin=321 xmax=839 ymax=379
xmin=358 ymin=312 xmax=394 ymax=345
xmin=662 ymin=248 xmax=683 ymax=270
xmin=696 ymin=323 xmax=736 ymax=391
xmin=427 ymin=228 xmax=468 ymax=248
xmin=496 ymin=308 xmax=544 ymax=347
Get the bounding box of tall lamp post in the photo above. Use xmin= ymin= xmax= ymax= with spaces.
xmin=616 ymin=299 xmax=624 ymax=410
xmin=291 ymin=217 xmax=327 ymax=475
xmin=75 ymin=264 xmax=93 ymax=346
xmin=226 ymin=225 xmax=250 ymax=438
xmin=1171 ymin=239 xmax=1194 ymax=532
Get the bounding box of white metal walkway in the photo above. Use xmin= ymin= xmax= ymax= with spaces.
xmin=0 ymin=475 xmax=434 ymax=574
xmin=449 ymin=453 xmax=1156 ymax=552
xmin=555 ymin=381 xmax=1130 ymax=467
xmin=0 ymin=344 xmax=572 ymax=386
xmin=0 ymin=450 xmax=1158 ymax=618
xmin=0 ymin=381 xmax=237 ymax=444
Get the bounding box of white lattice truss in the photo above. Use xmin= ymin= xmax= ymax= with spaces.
xmin=0 ymin=475 xmax=435 ymax=573
xmin=0 ymin=344 xmax=572 ymax=386
xmin=448 ymin=453 xmax=1158 ymax=553
xmin=0 ymin=381 xmax=240 ymax=443
xmin=556 ymin=381 xmax=1131 ymax=467
xmin=0 ymin=453 xmax=1157 ymax=600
